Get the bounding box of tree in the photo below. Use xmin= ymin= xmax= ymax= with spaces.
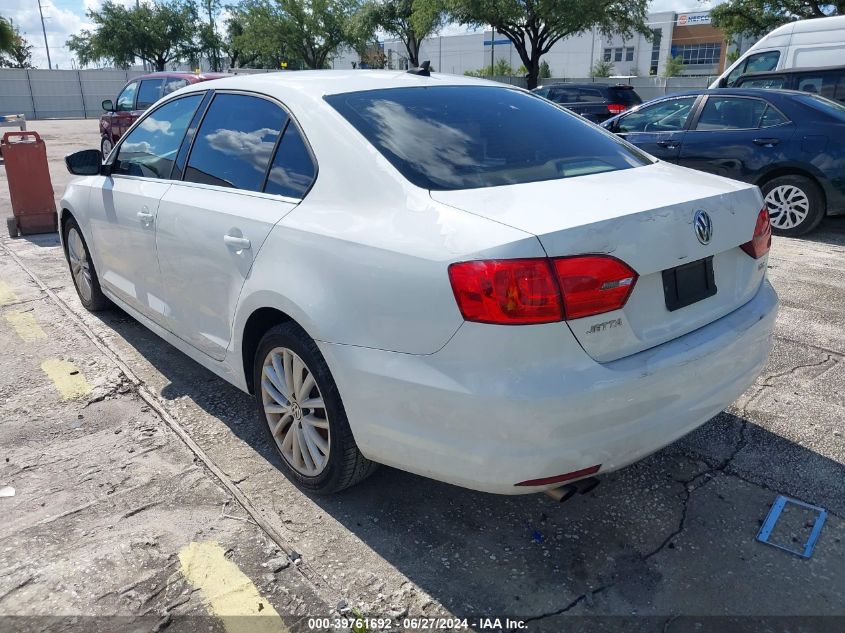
xmin=448 ymin=0 xmax=649 ymax=89
xmin=711 ymin=0 xmax=842 ymax=41
xmin=539 ymin=59 xmax=551 ymax=78
xmin=0 ymin=17 xmax=14 ymax=54
xmin=67 ymin=1 xmax=195 ymax=71
xmin=188 ymin=0 xmax=226 ymax=71
xmin=0 ymin=25 xmax=34 ymax=68
xmin=590 ymin=59 xmax=613 ymax=77
xmin=662 ymin=54 xmax=684 ymax=78
xmin=356 ymin=0 xmax=445 ymax=68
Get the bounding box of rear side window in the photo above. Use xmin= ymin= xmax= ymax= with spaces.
xmin=116 ymin=82 xmax=137 ymax=111
xmin=577 ymin=88 xmax=605 ymax=103
xmin=760 ymin=105 xmax=788 ymax=127
xmin=114 ymin=95 xmax=203 ymax=179
xmin=163 ymin=77 xmax=190 ymax=96
xmin=736 ymin=76 xmax=786 ymax=89
xmin=608 ymin=87 xmax=642 ymax=106
xmin=695 ymin=97 xmax=767 ymax=130
xmin=325 ymin=86 xmax=649 ymax=191
xmin=264 ymin=123 xmax=316 ymax=198
xmin=136 ymin=79 xmax=163 ymax=109
xmin=185 ymin=94 xmax=287 ymax=191
xmin=794 ymin=72 xmax=845 ymax=103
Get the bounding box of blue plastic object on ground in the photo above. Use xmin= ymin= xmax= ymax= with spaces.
xmin=756 ymin=495 xmax=827 ymax=558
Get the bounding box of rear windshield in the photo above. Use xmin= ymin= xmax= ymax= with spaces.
xmin=325 ymin=86 xmax=650 ymax=191
xmin=795 ymin=93 xmax=845 ymax=121
xmin=608 ymin=87 xmax=642 ymax=105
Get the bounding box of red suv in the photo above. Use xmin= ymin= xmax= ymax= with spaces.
xmin=99 ymin=71 xmax=226 ymax=156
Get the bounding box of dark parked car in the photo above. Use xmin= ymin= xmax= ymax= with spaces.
xmin=733 ymin=65 xmax=845 ymax=105
xmin=99 ymin=71 xmax=226 ymax=156
xmin=531 ymin=83 xmax=642 ymax=122
xmin=601 ymin=88 xmax=845 ymax=235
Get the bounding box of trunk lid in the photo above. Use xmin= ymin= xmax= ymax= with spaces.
xmin=432 ymin=162 xmax=768 ymax=362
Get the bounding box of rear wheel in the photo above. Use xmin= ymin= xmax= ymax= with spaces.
xmin=254 ymin=322 xmax=377 ymax=494
xmin=762 ymin=175 xmax=824 ymax=236
xmin=63 ymin=217 xmax=109 ymax=311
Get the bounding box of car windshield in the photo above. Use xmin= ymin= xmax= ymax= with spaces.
xmin=795 ymin=93 xmax=845 ymax=121
xmin=325 ymin=86 xmax=650 ymax=191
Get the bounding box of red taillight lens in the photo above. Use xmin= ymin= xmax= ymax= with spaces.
xmin=447 ymin=259 xmax=562 ymax=325
xmin=740 ymin=206 xmax=772 ymax=259
xmin=553 ymin=255 xmax=638 ymax=320
xmin=448 ymin=255 xmax=638 ymax=324
xmin=606 ymin=103 xmax=627 ymax=115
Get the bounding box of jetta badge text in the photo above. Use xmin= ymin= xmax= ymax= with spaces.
xmin=694 ymin=209 xmax=713 ymax=245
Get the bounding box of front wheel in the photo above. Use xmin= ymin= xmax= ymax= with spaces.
xmin=253 ymin=322 xmax=377 ymax=494
xmin=63 ymin=217 xmax=109 ymax=311
xmin=100 ymin=135 xmax=113 ymax=158
xmin=762 ymin=175 xmax=825 ymax=236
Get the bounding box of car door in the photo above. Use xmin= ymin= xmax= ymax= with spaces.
xmin=112 ymin=80 xmax=139 ymax=139
xmin=155 ymin=92 xmax=316 ymax=360
xmin=608 ymin=95 xmax=699 ymax=162
xmin=678 ymin=95 xmax=795 ymax=182
xmin=87 ymin=93 xmax=205 ymax=324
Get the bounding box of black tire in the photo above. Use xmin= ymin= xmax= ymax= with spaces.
xmin=761 ymin=175 xmax=825 ymax=237
xmin=63 ymin=216 xmax=109 ymax=311
xmin=6 ymin=216 xmax=19 ymax=238
xmin=100 ymin=135 xmax=113 ymax=158
xmin=253 ymin=322 xmax=377 ymax=494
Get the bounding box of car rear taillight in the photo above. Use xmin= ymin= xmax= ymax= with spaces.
xmin=448 ymin=259 xmax=562 ymax=325
xmin=448 ymin=255 xmax=637 ymax=325
xmin=606 ymin=103 xmax=627 ymax=115
xmin=740 ymin=206 xmax=772 ymax=259
xmin=553 ymin=255 xmax=638 ymax=320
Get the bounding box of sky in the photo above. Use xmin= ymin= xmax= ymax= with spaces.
xmin=3 ymin=0 xmax=723 ymax=70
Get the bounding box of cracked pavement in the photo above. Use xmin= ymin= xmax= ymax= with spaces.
xmin=1 ymin=119 xmax=844 ymax=632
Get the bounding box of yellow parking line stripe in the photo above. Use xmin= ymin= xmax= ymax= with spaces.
xmin=179 ymin=541 xmax=288 ymax=633
xmin=0 ymin=281 xmax=17 ymax=305
xmin=5 ymin=311 xmax=47 ymax=342
xmin=41 ymin=358 xmax=91 ymax=400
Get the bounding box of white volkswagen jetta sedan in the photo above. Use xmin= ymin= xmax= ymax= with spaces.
xmin=61 ymin=70 xmax=777 ymax=495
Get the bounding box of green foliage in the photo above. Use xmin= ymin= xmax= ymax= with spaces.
xmin=188 ymin=0 xmax=226 ymax=71
xmin=67 ymin=0 xmax=196 ymax=71
xmin=231 ymin=0 xmax=360 ymax=70
xmin=711 ymin=0 xmax=841 ymax=41
xmin=539 ymin=59 xmax=551 ymax=78
xmin=662 ymin=54 xmax=684 ymax=78
xmin=0 ymin=17 xmax=13 ymax=54
xmin=447 ymin=0 xmax=649 ymax=88
xmin=464 ymin=57 xmax=515 ymax=76
xmin=0 ymin=23 xmax=34 ymax=68
xmin=355 ymin=0 xmax=445 ymax=67
xmin=590 ymin=59 xmax=613 ymax=77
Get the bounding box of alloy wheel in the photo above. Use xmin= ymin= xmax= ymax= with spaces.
xmin=261 ymin=347 xmax=330 ymax=476
xmin=765 ymin=184 xmax=810 ymax=231
xmin=67 ymin=228 xmax=93 ymax=303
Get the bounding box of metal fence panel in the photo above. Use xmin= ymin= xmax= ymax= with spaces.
xmin=28 ymin=69 xmax=86 ymax=119
xmin=0 ymin=69 xmax=37 ymax=119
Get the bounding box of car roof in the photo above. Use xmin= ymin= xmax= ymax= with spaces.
xmin=175 ymin=69 xmax=511 ymax=101
xmin=133 ymin=71 xmax=229 ymax=81
xmin=650 ymin=87 xmax=802 ymax=100
xmin=535 ymin=83 xmax=632 ymax=90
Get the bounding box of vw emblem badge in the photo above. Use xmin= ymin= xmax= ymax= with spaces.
xmin=694 ymin=210 xmax=713 ymax=245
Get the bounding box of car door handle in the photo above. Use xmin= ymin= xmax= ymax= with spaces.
xmin=223 ymin=234 xmax=251 ymax=250
xmin=656 ymin=140 xmax=680 ymax=149
xmin=753 ymin=138 xmax=780 ymax=147
xmin=137 ymin=209 xmax=154 ymax=225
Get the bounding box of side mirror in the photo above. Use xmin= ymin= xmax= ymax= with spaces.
xmin=65 ymin=149 xmax=103 ymax=176
xmin=102 ymin=99 xmax=114 ymax=112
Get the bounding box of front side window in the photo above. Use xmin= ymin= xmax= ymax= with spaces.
xmin=326 ymin=86 xmax=650 ymax=191
xmin=136 ymin=79 xmax=163 ymax=109
xmin=615 ymin=97 xmax=696 ymax=133
xmin=185 ymin=94 xmax=287 ymax=191
xmin=695 ymin=97 xmax=767 ymax=130
xmin=116 ymin=82 xmax=138 ymax=111
xmin=727 ymin=50 xmax=780 ymax=86
xmin=114 ymin=94 xmax=203 ymax=179
xmin=264 ymin=123 xmax=316 ymax=198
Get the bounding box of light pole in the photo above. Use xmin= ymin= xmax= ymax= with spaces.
xmin=37 ymin=0 xmax=52 ymax=69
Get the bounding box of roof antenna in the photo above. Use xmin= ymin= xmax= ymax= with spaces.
xmin=407 ymin=60 xmax=431 ymax=77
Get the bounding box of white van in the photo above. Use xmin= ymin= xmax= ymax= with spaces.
xmin=712 ymin=15 xmax=845 ymax=88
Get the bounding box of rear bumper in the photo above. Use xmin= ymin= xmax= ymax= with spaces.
xmin=320 ymin=280 xmax=778 ymax=494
